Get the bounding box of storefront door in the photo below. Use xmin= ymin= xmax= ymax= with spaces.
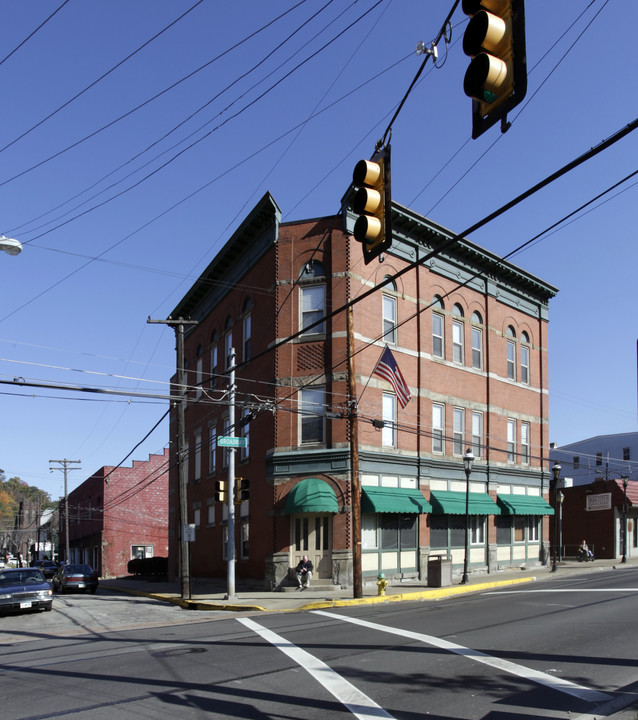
xmin=291 ymin=514 xmax=332 ymax=578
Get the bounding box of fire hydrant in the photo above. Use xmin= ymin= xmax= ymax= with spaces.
xmin=376 ymin=571 xmax=388 ymax=596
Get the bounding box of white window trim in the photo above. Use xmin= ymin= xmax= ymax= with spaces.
xmin=382 ymin=294 xmax=397 ymax=345
xmin=382 ymin=392 xmax=396 ymax=448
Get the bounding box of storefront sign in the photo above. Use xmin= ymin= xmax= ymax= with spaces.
xmin=586 ymin=493 xmax=611 ymax=511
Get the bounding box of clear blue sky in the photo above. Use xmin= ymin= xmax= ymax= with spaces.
xmin=1 ymin=0 xmax=636 ymax=500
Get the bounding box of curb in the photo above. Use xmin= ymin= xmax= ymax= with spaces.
xmin=106 ymin=575 xmax=536 ymax=613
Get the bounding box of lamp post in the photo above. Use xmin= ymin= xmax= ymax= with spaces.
xmin=621 ymin=476 xmax=629 ymax=563
xmin=461 ymin=447 xmax=475 ymax=585
xmin=551 ymin=462 xmax=561 ymax=572
xmin=0 ymin=236 xmax=22 ymax=256
xmin=558 ymin=491 xmax=564 ymax=561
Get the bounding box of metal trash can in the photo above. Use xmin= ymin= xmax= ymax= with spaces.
xmin=427 ymin=554 xmax=452 ymax=587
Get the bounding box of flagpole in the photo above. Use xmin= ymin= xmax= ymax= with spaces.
xmin=347 ymin=304 xmax=362 ymax=598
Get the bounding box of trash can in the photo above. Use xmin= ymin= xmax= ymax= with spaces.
xmin=427 ymin=554 xmax=452 ymax=587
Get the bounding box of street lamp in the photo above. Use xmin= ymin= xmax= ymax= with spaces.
xmin=558 ymin=491 xmax=564 ymax=562
xmin=551 ymin=462 xmax=561 ymax=572
xmin=621 ymin=476 xmax=629 ymax=564
xmin=0 ymin=236 xmax=22 ymax=256
xmin=461 ymin=447 xmax=475 ymax=585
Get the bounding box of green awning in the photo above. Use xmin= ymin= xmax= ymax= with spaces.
xmin=430 ymin=490 xmax=501 ymax=515
xmin=362 ymin=486 xmax=432 ymax=514
xmin=497 ymin=494 xmax=554 ymax=516
xmin=284 ymin=478 xmax=338 ymax=514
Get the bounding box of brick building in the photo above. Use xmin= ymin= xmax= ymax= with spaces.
xmin=59 ymin=449 xmax=169 ymax=577
xmin=168 ymin=192 xmax=557 ymax=589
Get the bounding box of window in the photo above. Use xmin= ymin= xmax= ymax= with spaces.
xmin=521 ymin=422 xmax=530 ymax=464
xmin=240 ymin=409 xmax=250 ymax=461
xmin=243 ymin=312 xmax=251 ymax=362
xmin=432 ymin=403 xmax=444 ymax=454
xmin=514 ymin=516 xmax=525 ymax=542
xmin=194 ymin=431 xmax=202 ymax=481
xmin=470 ymin=516 xmax=485 ymax=544
xmin=623 ymin=447 xmax=631 ymax=461
xmin=472 ymin=411 xmax=483 ymax=458
xmin=520 ymin=332 xmax=530 ymax=384
xmin=209 ymin=426 xmax=217 ymax=474
xmin=596 ymin=452 xmax=602 ymax=466
xmin=573 ymin=456 xmax=580 ymax=469
xmin=362 ymin=514 xmax=378 ymax=548
xmin=224 ymin=317 xmax=233 ymax=369
xmin=432 ymin=296 xmax=444 ymax=358
xmin=453 ymin=407 xmax=464 ymax=456
xmin=471 ymin=328 xmax=482 ymax=370
xmin=496 ymin=516 xmax=511 ymax=545
xmin=452 ymin=320 xmax=464 ymax=364
xmin=382 ymin=392 xmax=396 ymax=447
xmin=193 ymin=507 xmax=201 ymax=528
xmin=210 ymin=336 xmax=218 ymax=388
xmin=527 ymin=515 xmax=540 ymax=541
xmin=207 ymin=503 xmax=215 ymax=526
xmin=506 ymin=326 xmax=516 ymax=380
xmin=195 ymin=347 xmax=203 ymax=400
xmin=507 ymin=419 xmax=516 ymax=462
xmin=300 ymin=386 xmax=325 ymax=444
xmin=383 ymin=294 xmax=397 ymax=344
xmin=300 ymin=285 xmax=325 ymax=335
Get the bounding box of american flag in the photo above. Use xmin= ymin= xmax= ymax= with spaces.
xmin=373 ymin=346 xmax=412 ymax=409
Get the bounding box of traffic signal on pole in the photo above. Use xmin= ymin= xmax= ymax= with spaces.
xmin=462 ymin=0 xmax=527 ymax=139
xmin=351 ymin=145 xmax=392 ymax=265
xmin=215 ymin=479 xmax=227 ymax=503
xmin=235 ymin=477 xmax=250 ymax=503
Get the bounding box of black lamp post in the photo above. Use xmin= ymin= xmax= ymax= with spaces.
xmin=551 ymin=462 xmax=561 ymax=572
xmin=461 ymin=448 xmax=475 ymax=585
xmin=621 ymin=476 xmax=629 ymax=564
xmin=558 ymin=491 xmax=564 ymax=562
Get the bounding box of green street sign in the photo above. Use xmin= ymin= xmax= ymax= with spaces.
xmin=218 ymin=436 xmax=247 ymax=448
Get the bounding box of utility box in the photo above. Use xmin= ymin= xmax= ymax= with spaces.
xmin=427 ymin=554 xmax=452 ymax=587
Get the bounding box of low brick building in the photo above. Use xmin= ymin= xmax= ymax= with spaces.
xmin=59 ymin=449 xmax=169 ymax=577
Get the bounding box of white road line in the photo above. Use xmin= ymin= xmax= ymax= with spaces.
xmin=484 ymin=588 xmax=638 ymax=594
xmin=312 ymin=610 xmax=610 ymax=704
xmin=237 ymin=617 xmax=394 ymax=720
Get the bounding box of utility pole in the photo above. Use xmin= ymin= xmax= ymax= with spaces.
xmin=148 ymin=316 xmax=198 ymax=600
xmin=347 ymin=305 xmax=362 ymax=598
xmin=226 ymin=347 xmax=237 ymax=600
xmin=49 ymin=459 xmax=81 ymax=562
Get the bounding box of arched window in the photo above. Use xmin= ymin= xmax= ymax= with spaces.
xmin=242 ymin=298 xmax=252 ymax=362
xmin=520 ymin=331 xmax=530 ymax=384
xmin=471 ymin=312 xmax=483 ymax=370
xmin=224 ymin=316 xmax=233 ymax=369
xmin=452 ymin=305 xmax=464 ymax=364
xmin=300 ymin=260 xmax=326 ymax=279
xmin=432 ymin=296 xmax=444 ymax=358
xmin=506 ymin=326 xmax=516 ymax=380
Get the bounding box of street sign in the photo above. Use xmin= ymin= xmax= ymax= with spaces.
xmin=183 ymin=524 xmax=196 ymax=542
xmin=218 ymin=435 xmax=247 ymax=448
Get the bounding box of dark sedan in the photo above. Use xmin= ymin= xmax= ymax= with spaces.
xmin=0 ymin=568 xmax=53 ymax=614
xmin=53 ymin=564 xmax=99 ymax=594
xmin=34 ymin=560 xmax=58 ymax=579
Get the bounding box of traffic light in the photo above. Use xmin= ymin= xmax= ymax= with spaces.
xmin=351 ymin=144 xmax=392 ymax=264
xmin=235 ymin=477 xmax=250 ymax=503
xmin=215 ymin=479 xmax=227 ymax=503
xmin=462 ymin=0 xmax=527 ymax=139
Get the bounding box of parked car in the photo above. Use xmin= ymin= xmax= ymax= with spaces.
xmin=0 ymin=567 xmax=53 ymax=614
xmin=33 ymin=560 xmax=58 ymax=579
xmin=52 ymin=564 xmax=99 ymax=594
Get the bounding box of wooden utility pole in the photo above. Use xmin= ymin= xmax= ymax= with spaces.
xmin=148 ymin=316 xmax=198 ymax=600
xmin=49 ymin=459 xmax=81 ymax=562
xmin=347 ymin=305 xmax=362 ymax=598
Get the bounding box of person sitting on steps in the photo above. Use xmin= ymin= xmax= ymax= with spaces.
xmin=295 ymin=555 xmax=313 ymax=589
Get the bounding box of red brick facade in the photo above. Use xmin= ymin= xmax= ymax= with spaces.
xmin=169 ymin=194 xmax=557 ymax=588
xmin=59 ymin=449 xmax=169 ymax=577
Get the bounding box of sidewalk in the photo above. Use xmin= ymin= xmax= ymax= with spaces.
xmin=100 ymin=555 xmax=638 ymax=614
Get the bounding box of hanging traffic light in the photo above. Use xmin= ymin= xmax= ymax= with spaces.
xmin=351 ymin=144 xmax=392 ymax=264
xmin=235 ymin=478 xmax=250 ymax=503
xmin=215 ymin=479 xmax=227 ymax=503
xmin=462 ymin=0 xmax=527 ymax=139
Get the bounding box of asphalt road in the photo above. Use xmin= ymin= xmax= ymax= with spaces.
xmin=1 ymin=570 xmax=637 ymax=719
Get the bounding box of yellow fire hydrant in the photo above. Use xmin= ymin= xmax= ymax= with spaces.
xmin=377 ymin=571 xmax=388 ymax=596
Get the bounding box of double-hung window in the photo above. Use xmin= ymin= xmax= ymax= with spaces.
xmin=224 ymin=318 xmax=233 ymax=370
xmin=432 ymin=403 xmax=444 ymax=454
xmin=452 ymin=305 xmax=464 ymax=364
xmin=453 ymin=408 xmax=464 ymax=456
xmin=382 ymin=392 xmax=396 ymax=447
xmin=194 ymin=431 xmax=202 ymax=481
xmin=300 ymin=285 xmax=325 ymax=335
xmin=209 ymin=425 xmax=217 ymax=474
xmin=506 ymin=326 xmax=516 ymax=380
xmin=383 ymin=294 xmax=397 ymax=344
xmin=520 ymin=332 xmax=530 ymax=384
xmin=210 ymin=341 xmax=218 ymax=388
xmin=300 ymin=386 xmax=325 ymax=444
xmin=521 ymin=422 xmax=530 ymax=464
xmin=243 ymin=313 xmax=251 ymax=362
xmin=507 ymin=419 xmax=516 ymax=462
xmin=432 ymin=296 xmax=444 ymax=358
xmin=472 ymin=411 xmax=483 ymax=458
xmin=471 ymin=312 xmax=483 ymax=370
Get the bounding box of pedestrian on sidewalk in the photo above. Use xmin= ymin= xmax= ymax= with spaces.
xmin=295 ymin=556 xmax=313 ymax=589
